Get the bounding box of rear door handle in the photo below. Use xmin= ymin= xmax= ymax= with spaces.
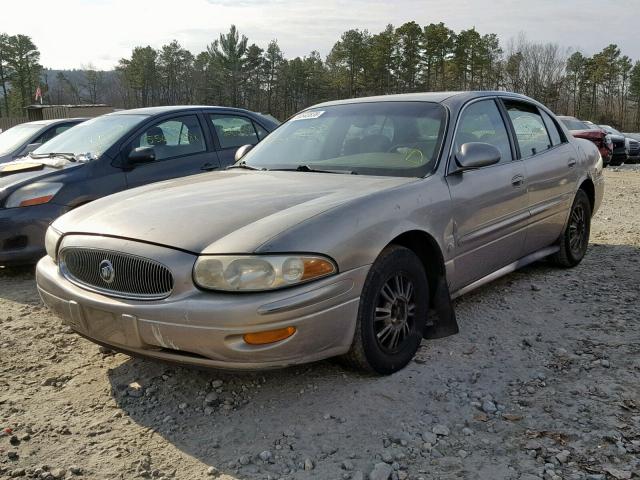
xmin=201 ymin=163 xmax=218 ymax=171
xmin=511 ymin=174 xmax=525 ymax=187
xmin=567 ymin=158 xmax=577 ymax=168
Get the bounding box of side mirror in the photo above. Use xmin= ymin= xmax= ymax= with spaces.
xmin=234 ymin=144 xmax=254 ymax=162
xmin=128 ymin=146 xmax=156 ymax=165
xmin=453 ymin=142 xmax=501 ymax=172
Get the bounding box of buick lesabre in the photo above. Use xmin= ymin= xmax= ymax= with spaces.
xmin=36 ymin=92 xmax=605 ymax=374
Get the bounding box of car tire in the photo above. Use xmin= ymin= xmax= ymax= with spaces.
xmin=342 ymin=245 xmax=428 ymax=374
xmin=550 ymin=189 xmax=591 ymax=268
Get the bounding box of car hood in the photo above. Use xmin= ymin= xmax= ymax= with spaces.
xmin=54 ymin=170 xmax=417 ymax=254
xmin=607 ymin=134 xmax=625 ymax=146
xmin=569 ymin=129 xmax=603 ymax=139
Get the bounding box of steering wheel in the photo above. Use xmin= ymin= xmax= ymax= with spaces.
xmin=388 ymin=143 xmax=421 ymax=153
xmin=387 ymin=144 xmax=425 ymax=166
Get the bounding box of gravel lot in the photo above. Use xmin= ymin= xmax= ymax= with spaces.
xmin=1 ymin=167 xmax=639 ymax=480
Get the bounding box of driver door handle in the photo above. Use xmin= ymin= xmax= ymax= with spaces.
xmin=567 ymin=158 xmax=577 ymax=168
xmin=201 ymin=163 xmax=218 ymax=171
xmin=511 ymin=174 xmax=525 ymax=187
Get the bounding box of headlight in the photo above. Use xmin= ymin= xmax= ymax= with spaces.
xmin=5 ymin=182 xmax=63 ymax=208
xmin=193 ymin=255 xmax=337 ymax=291
xmin=44 ymin=226 xmax=63 ymax=263
xmin=604 ymin=134 xmax=612 ymax=147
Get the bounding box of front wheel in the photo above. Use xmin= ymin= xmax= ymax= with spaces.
xmin=550 ymin=189 xmax=591 ymax=267
xmin=342 ymin=245 xmax=429 ymax=374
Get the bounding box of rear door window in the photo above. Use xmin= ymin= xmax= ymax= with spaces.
xmin=210 ymin=114 xmax=260 ymax=149
xmin=504 ymin=101 xmax=552 ymax=158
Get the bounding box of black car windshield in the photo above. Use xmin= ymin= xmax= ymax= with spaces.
xmin=242 ymin=102 xmax=447 ymax=177
xmin=600 ymin=125 xmax=622 ymax=136
xmin=560 ymin=118 xmax=589 ymax=131
xmin=32 ymin=114 xmax=148 ymax=160
xmin=0 ymin=123 xmax=43 ymax=156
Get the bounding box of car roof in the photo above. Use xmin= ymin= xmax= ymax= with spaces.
xmin=18 ymin=117 xmax=87 ymax=127
xmin=109 ymin=105 xmax=261 ymax=116
xmin=308 ymin=91 xmax=540 ymax=110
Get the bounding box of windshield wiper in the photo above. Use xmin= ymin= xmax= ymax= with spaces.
xmin=29 ymin=152 xmax=77 ymax=162
xmin=274 ymin=164 xmax=356 ymax=175
xmin=226 ymin=161 xmax=264 ymax=171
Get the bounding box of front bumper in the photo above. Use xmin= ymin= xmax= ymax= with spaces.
xmin=626 ymin=152 xmax=640 ymax=164
xmin=0 ymin=203 xmax=70 ymax=265
xmin=610 ymin=146 xmax=627 ymax=164
xmin=36 ymin=235 xmax=369 ymax=370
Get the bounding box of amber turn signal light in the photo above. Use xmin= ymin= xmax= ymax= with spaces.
xmin=301 ymin=258 xmax=335 ymax=280
xmin=19 ymin=194 xmax=55 ymax=207
xmin=243 ymin=326 xmax=296 ymax=345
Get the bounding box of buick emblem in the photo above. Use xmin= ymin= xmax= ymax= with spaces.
xmin=99 ymin=259 xmax=115 ymax=284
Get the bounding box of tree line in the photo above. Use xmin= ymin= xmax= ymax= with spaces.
xmin=0 ymin=33 xmax=41 ymax=117
xmin=1 ymin=23 xmax=640 ymax=130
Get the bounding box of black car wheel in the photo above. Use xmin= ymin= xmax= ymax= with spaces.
xmin=551 ymin=189 xmax=591 ymax=267
xmin=342 ymin=245 xmax=428 ymax=374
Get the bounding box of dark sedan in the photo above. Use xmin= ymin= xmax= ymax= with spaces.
xmin=0 ymin=118 xmax=86 ymax=164
xmin=0 ymin=106 xmax=278 ymax=265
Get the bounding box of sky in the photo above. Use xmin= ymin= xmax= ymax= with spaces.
xmin=1 ymin=0 xmax=638 ymax=70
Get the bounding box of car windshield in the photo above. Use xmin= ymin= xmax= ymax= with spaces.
xmin=0 ymin=123 xmax=43 ymax=156
xmin=560 ymin=118 xmax=588 ymax=131
xmin=600 ymin=125 xmax=622 ymax=136
xmin=32 ymin=114 xmax=148 ymax=159
xmin=242 ymin=102 xmax=447 ymax=177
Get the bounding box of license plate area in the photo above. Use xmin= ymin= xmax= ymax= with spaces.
xmin=82 ymin=306 xmax=142 ymax=348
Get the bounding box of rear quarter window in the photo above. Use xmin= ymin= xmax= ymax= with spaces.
xmin=541 ymin=111 xmax=564 ymax=146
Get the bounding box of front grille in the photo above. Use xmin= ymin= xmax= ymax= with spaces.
xmin=629 ymin=143 xmax=640 ymax=155
xmin=60 ymin=247 xmax=173 ymax=300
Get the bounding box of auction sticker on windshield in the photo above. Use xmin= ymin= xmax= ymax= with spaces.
xmin=291 ymin=110 xmax=325 ymax=121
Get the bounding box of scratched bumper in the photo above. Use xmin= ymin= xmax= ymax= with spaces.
xmin=36 ymin=234 xmax=368 ymax=370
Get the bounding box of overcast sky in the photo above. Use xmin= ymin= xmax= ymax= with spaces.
xmin=1 ymin=0 xmax=638 ymax=70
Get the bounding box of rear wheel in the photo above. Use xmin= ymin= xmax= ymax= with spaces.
xmin=342 ymin=245 xmax=428 ymax=374
xmin=550 ymin=189 xmax=591 ymax=267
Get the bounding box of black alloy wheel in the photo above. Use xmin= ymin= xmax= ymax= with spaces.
xmin=342 ymin=245 xmax=429 ymax=374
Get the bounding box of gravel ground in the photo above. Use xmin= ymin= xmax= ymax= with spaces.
xmin=1 ymin=167 xmax=639 ymax=480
